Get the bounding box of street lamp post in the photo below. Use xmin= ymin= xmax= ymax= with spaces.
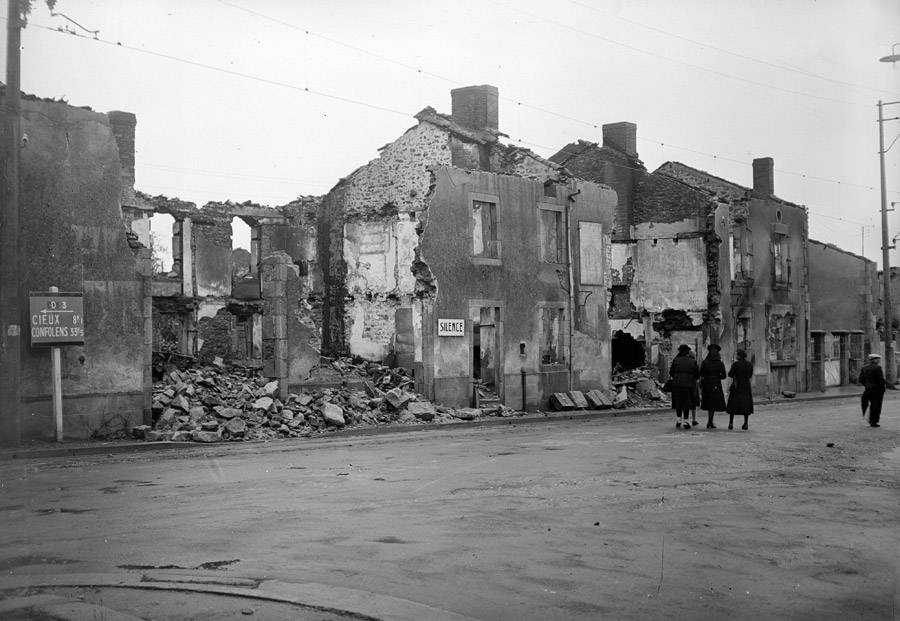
xmin=878 ymin=45 xmax=899 ymax=384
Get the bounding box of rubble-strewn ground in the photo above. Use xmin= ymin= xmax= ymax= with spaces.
xmin=133 ymin=358 xmax=669 ymax=443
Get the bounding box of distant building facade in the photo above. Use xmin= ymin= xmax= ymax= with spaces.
xmin=807 ymin=240 xmax=878 ymax=390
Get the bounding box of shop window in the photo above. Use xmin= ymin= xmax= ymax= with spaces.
xmin=539 ymin=205 xmax=565 ymax=263
xmin=541 ymin=307 xmax=566 ymax=364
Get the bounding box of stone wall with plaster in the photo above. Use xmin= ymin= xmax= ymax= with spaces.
xmin=8 ymin=96 xmax=147 ymax=440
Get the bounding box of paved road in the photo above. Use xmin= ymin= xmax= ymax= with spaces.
xmin=0 ymin=395 xmax=897 ymax=620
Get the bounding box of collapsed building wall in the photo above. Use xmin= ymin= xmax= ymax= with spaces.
xmin=113 ymin=111 xmax=322 ymax=393
xmin=319 ymin=85 xmax=616 ymax=407
xmin=657 ymin=159 xmax=810 ymax=396
xmin=551 ymin=131 xmax=721 ymax=374
xmin=317 ymin=119 xmax=451 ymax=372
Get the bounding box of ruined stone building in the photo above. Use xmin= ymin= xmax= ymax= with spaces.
xmin=111 ymin=114 xmax=321 ymax=400
xmin=807 ymin=240 xmax=878 ymax=390
xmin=1 ymin=89 xmax=148 ymax=441
xmin=552 ymin=131 xmax=724 ymax=377
xmin=316 ymin=85 xmax=617 ymax=409
xmin=553 ymin=131 xmax=811 ymax=397
xmin=654 ymin=159 xmax=810 ymax=396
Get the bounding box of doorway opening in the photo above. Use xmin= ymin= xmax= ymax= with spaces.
xmin=612 ymin=330 xmax=645 ymax=371
xmin=472 ymin=306 xmax=502 ymax=408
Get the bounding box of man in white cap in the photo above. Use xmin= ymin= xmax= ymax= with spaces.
xmin=858 ymin=353 xmax=886 ymax=427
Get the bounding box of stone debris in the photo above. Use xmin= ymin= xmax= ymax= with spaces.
xmin=611 ymin=366 xmax=670 ymax=410
xmin=142 ymin=357 xmax=524 ymax=443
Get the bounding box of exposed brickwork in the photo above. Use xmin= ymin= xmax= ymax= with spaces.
xmin=550 ymin=140 xmax=644 ymax=240
xmin=633 ymin=172 xmax=712 ymax=224
xmin=451 ymin=85 xmax=499 ymax=131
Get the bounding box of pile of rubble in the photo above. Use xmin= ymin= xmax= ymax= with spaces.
xmin=611 ymin=366 xmax=670 ymax=410
xmin=132 ymin=358 xmax=520 ymax=443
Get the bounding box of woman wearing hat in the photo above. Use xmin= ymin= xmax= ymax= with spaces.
xmin=699 ymin=343 xmax=727 ymax=428
xmin=669 ymin=344 xmax=700 ymax=429
xmin=726 ymin=349 xmax=754 ymax=430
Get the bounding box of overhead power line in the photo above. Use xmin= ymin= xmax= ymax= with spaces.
xmin=22 ymin=20 xmax=414 ymax=120
xmin=491 ymin=0 xmax=873 ymax=107
xmin=212 ymin=3 xmax=893 ymax=194
xmin=12 ymin=14 xmax=895 ymax=198
xmin=565 ymin=0 xmax=897 ymax=97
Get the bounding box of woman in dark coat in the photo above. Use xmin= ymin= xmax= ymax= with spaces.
xmin=726 ymin=349 xmax=754 ymax=430
xmin=669 ymin=344 xmax=700 ymax=430
xmin=699 ymin=344 xmax=727 ymax=428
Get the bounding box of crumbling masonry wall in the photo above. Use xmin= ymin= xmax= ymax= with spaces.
xmin=615 ymin=170 xmax=721 ymax=373
xmin=9 ymin=95 xmax=147 ymax=440
xmin=319 ymin=122 xmax=452 ymax=360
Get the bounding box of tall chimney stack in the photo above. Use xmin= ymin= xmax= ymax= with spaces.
xmin=451 ymin=85 xmax=499 ymax=132
xmin=602 ymin=122 xmax=638 ymax=158
xmin=752 ymin=157 xmax=774 ymax=198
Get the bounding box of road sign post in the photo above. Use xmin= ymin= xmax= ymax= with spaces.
xmin=29 ymin=287 xmax=85 ymax=442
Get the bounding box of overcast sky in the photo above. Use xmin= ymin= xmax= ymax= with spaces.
xmin=6 ymin=0 xmax=900 ymax=265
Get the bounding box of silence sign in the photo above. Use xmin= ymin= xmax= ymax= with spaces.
xmin=29 ymin=292 xmax=85 ymax=346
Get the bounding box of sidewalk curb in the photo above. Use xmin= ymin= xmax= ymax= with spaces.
xmin=0 ymin=390 xmax=865 ymax=462
xmin=0 ymin=572 xmax=479 ymax=621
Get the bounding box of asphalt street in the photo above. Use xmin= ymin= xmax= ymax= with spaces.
xmin=0 ymin=394 xmax=897 ymax=620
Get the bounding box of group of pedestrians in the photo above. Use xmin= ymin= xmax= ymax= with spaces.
xmin=668 ymin=343 xmax=754 ymax=431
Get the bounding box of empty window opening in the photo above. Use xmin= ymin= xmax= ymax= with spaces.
xmin=736 ymin=312 xmax=752 ymax=354
xmin=540 ymin=307 xmax=566 ymax=365
xmin=773 ymin=236 xmax=790 ymax=284
xmin=472 ymin=199 xmax=499 ymax=258
xmin=612 ymin=330 xmax=645 ymax=371
xmin=732 ymin=223 xmax=754 ymax=280
xmin=231 ymin=217 xmax=252 ymax=279
xmin=231 ymin=217 xmax=261 ymax=299
xmin=540 ymin=208 xmax=565 ymax=263
xmin=149 ymin=213 xmax=176 ymax=276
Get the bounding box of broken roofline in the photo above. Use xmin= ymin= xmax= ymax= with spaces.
xmin=413 ymin=106 xmax=573 ymax=179
xmin=126 ymin=191 xmax=321 ymax=223
xmin=656 ymin=161 xmax=806 ymax=211
xmin=551 ymin=139 xmax=647 ymax=170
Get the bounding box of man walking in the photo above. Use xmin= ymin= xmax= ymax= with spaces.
xmin=858 ymin=353 xmax=886 ymax=428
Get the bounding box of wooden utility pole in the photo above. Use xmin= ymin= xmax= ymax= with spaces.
xmin=0 ymin=0 xmax=23 ymax=446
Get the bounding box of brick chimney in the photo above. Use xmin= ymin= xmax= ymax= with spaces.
xmin=450 ymin=85 xmax=499 ymax=132
xmin=107 ymin=110 xmax=136 ymax=190
xmin=752 ymin=157 xmax=774 ymax=198
xmin=602 ymin=122 xmax=637 ymax=158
